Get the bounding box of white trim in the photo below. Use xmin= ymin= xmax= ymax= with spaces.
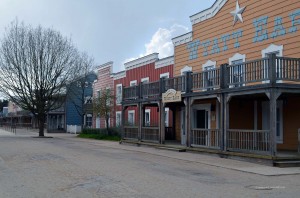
xmin=262 ymin=44 xmax=283 ymax=57
xmin=97 ymin=61 xmax=113 ymax=74
xmin=128 ymin=110 xmax=135 ymax=125
xmin=181 ymin=66 xmax=192 ymax=75
xmin=155 ymin=56 xmax=174 ymax=69
xmin=141 ymin=77 xmax=149 ymax=83
xmin=229 ymin=53 xmax=246 ymax=65
xmin=202 ymin=60 xmax=216 ymax=70
xmin=124 ymin=53 xmax=159 ymax=70
xmin=160 ymin=72 xmax=170 ymax=79
xmin=130 ymin=80 xmax=137 ymax=86
xmin=116 ymin=84 xmax=122 ymax=105
xmin=190 ymin=0 xmax=228 ymax=25
xmin=165 ymin=107 xmax=169 ymax=127
xmin=116 ymin=111 xmax=121 ymax=127
xmin=144 ymin=109 xmax=151 ymax=126
xmin=172 ymin=32 xmax=193 ymax=46
xmin=113 ymin=71 xmax=126 ymax=80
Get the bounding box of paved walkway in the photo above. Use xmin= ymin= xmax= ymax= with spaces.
xmin=1 ymin=127 xmax=300 ymax=176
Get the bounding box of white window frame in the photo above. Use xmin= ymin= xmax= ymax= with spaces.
xmin=85 ymin=114 xmax=93 ymax=128
xmin=262 ymin=44 xmax=283 ymax=83
xmin=202 ymin=60 xmax=216 ymax=91
xmin=128 ymin=110 xmax=135 ymax=125
xmin=96 ymin=90 xmax=101 ymax=98
xmin=160 ymin=72 xmax=169 ymax=79
xmin=180 ymin=66 xmax=192 ymax=75
xmin=116 ymin=111 xmax=121 ymax=127
xmin=141 ymin=77 xmax=149 ymax=83
xmin=130 ymin=80 xmax=137 ymax=86
xmin=165 ymin=107 xmax=169 ymax=127
xmin=116 ymin=84 xmax=122 ymax=105
xmin=144 ymin=109 xmax=151 ymax=126
xmin=229 ymin=53 xmax=246 ymax=88
xmin=192 ymin=104 xmax=211 ymax=129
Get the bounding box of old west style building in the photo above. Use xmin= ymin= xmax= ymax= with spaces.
xmin=93 ymin=62 xmax=115 ymax=129
xmin=121 ymin=0 xmax=300 ymax=162
xmin=115 ymin=53 xmax=174 ymax=139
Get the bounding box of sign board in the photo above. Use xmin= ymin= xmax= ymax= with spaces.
xmin=162 ymin=89 xmax=182 ymax=103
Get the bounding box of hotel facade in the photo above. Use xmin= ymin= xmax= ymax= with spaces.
xmin=120 ymin=0 xmax=300 ymax=162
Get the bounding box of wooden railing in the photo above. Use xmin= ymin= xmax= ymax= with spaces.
xmin=123 ymin=126 xmax=138 ymax=139
xmin=227 ymin=129 xmax=270 ymax=153
xmin=123 ymin=85 xmax=139 ymax=100
xmin=141 ymin=127 xmax=159 ymax=142
xmin=141 ymin=81 xmax=160 ymax=99
xmin=226 ymin=58 xmax=269 ymax=87
xmin=191 ymin=129 xmax=221 ymax=149
xmin=275 ymin=57 xmax=300 ymax=81
xmin=122 ymin=56 xmax=300 ymax=102
xmin=163 ymin=75 xmax=186 ymax=92
xmin=192 ymin=68 xmax=220 ymax=91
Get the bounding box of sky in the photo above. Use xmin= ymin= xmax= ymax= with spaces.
xmin=0 ymin=0 xmax=215 ymax=73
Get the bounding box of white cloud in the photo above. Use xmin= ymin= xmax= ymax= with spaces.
xmin=123 ymin=24 xmax=189 ymax=65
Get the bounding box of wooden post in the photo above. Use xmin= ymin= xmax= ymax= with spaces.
xmin=298 ymin=128 xmax=300 ymax=153
xmin=269 ymin=53 xmax=277 ymax=85
xmin=185 ymin=98 xmax=191 ymax=147
xmin=121 ymin=106 xmax=126 ymax=139
xmin=160 ymin=102 xmax=165 ymax=144
xmin=185 ymin=71 xmax=192 ymax=93
xmin=224 ymin=94 xmax=230 ymax=151
xmin=219 ymin=94 xmax=225 ymax=151
xmin=138 ymin=104 xmax=143 ymax=141
xmin=269 ymin=89 xmax=278 ymax=156
xmin=220 ymin=64 xmax=229 ymax=89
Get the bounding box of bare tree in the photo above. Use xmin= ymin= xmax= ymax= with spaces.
xmin=93 ymin=88 xmax=114 ymax=133
xmin=0 ymin=21 xmax=81 ymax=136
xmin=66 ymin=52 xmax=96 ymax=129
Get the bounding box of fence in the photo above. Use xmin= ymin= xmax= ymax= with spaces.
xmin=191 ymin=129 xmax=221 ymax=149
xmin=141 ymin=127 xmax=159 ymax=142
xmin=123 ymin=126 xmax=138 ymax=139
xmin=227 ymin=129 xmax=270 ymax=153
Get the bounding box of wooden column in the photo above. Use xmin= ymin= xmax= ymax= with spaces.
xmin=121 ymin=106 xmax=126 ymax=139
xmin=219 ymin=94 xmax=225 ymax=151
xmin=224 ymin=94 xmax=231 ymax=151
xmin=269 ymin=89 xmax=280 ymax=156
xmin=138 ymin=104 xmax=143 ymax=141
xmin=160 ymin=102 xmax=165 ymax=144
xmin=185 ymin=98 xmax=191 ymax=147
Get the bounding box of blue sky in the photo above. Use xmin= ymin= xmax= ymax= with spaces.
xmin=0 ymin=0 xmax=215 ymax=72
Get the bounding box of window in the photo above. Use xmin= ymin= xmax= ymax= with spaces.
xmin=84 ymin=96 xmax=92 ymax=104
xmin=116 ymin=84 xmax=122 ymax=105
xmin=165 ymin=108 xmax=169 ymax=127
xmin=96 ymin=90 xmax=101 ymax=98
xmin=262 ymin=44 xmax=283 ymax=81
xmin=130 ymin=80 xmax=137 ymax=86
xmin=141 ymin=77 xmax=149 ymax=83
xmin=85 ymin=114 xmax=92 ymax=128
xmin=202 ymin=60 xmax=216 ymax=91
xmin=180 ymin=66 xmax=192 ymax=75
xmin=160 ymin=72 xmax=169 ymax=79
xmin=128 ymin=110 xmax=135 ymax=125
xmin=229 ymin=53 xmax=246 ymax=87
xmin=144 ymin=109 xmax=150 ymax=126
xmin=106 ymin=88 xmax=111 ymax=106
xmin=116 ymin=111 xmax=121 ymax=127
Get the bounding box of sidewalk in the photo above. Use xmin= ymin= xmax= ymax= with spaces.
xmin=1 ymin=128 xmax=300 ymax=176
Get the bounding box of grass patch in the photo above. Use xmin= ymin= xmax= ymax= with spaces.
xmin=78 ymin=133 xmax=121 ymax=141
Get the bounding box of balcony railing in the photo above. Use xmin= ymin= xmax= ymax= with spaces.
xmin=122 ymin=56 xmax=300 ymax=102
xmin=123 ymin=126 xmax=138 ymax=139
xmin=141 ymin=81 xmax=160 ymax=99
xmin=227 ymin=129 xmax=270 ymax=154
xmin=191 ymin=129 xmax=221 ymax=149
xmin=163 ymin=75 xmax=186 ymax=92
xmin=192 ymin=68 xmax=220 ymax=91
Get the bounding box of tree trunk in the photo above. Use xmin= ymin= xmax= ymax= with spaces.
xmin=38 ymin=114 xmax=46 ymax=137
xmin=106 ymin=116 xmax=110 ymax=135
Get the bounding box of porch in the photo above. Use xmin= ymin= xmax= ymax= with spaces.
xmin=121 ymin=55 xmax=300 ymax=158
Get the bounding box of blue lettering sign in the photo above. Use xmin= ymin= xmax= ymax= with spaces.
xmin=232 ymin=29 xmax=243 ymax=48
xmin=220 ymin=34 xmax=230 ymax=51
xmin=253 ymin=16 xmax=268 ymax=42
xmin=187 ymin=39 xmax=200 ymax=60
xmin=202 ymin=40 xmax=210 ymax=57
xmin=270 ymin=17 xmax=286 ymax=38
xmin=289 ymin=9 xmax=300 ymax=33
xmin=211 ymin=38 xmax=220 ymax=54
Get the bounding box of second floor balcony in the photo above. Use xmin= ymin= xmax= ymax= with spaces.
xmin=122 ymin=55 xmax=300 ymax=102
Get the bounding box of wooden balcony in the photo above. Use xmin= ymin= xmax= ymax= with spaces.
xmin=122 ymin=55 xmax=300 ymax=102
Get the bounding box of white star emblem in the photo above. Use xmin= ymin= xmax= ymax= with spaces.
xmin=230 ymin=0 xmax=246 ymax=26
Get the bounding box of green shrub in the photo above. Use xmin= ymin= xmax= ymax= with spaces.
xmin=78 ymin=133 xmax=121 ymax=141
xmin=81 ymin=127 xmax=121 ymax=136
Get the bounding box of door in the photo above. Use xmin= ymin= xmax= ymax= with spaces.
xmin=181 ymin=108 xmax=186 ymax=145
